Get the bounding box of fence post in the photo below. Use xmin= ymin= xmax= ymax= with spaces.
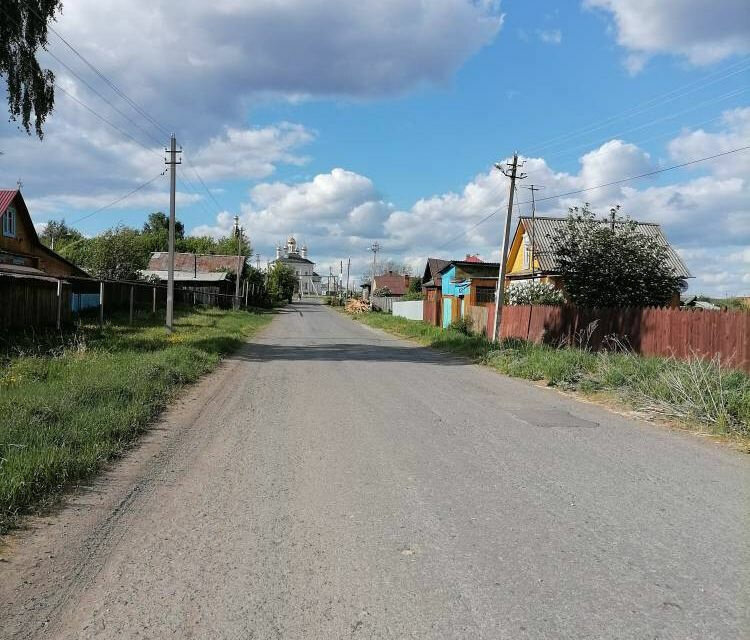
xmin=129 ymin=285 xmax=134 ymax=325
xmin=245 ymin=283 xmax=249 ymax=307
xmin=56 ymin=279 xmax=62 ymax=330
xmin=99 ymin=281 xmax=104 ymax=325
xmin=193 ymin=291 xmax=196 ymax=306
xmin=152 ymin=286 xmax=156 ymax=314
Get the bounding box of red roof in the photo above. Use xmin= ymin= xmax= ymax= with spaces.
xmin=0 ymin=190 xmax=18 ymax=216
xmin=372 ymin=273 xmax=412 ymax=296
xmin=147 ymin=252 xmax=246 ymax=273
xmin=464 ymin=254 xmax=482 ymax=262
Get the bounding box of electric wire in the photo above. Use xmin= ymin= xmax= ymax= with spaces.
xmin=435 ymin=145 xmax=750 ymax=251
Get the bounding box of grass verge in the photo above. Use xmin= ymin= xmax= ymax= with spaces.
xmin=349 ymin=311 xmax=750 ymax=445
xmin=0 ymin=307 xmax=272 ymax=533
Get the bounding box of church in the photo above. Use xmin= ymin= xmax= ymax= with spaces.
xmin=271 ymin=236 xmax=322 ymax=295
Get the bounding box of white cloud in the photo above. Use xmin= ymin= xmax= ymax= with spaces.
xmin=190 ymin=123 xmax=315 ymax=181
xmin=537 ymin=29 xmax=562 ymax=45
xmin=46 ymin=0 xmax=504 ymax=135
xmin=586 ymin=0 xmax=750 ymax=70
xmin=0 ymin=0 xmax=504 ymax=222
xmin=192 ymin=108 xmax=749 ymax=296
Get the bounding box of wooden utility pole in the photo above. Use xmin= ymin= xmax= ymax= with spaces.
xmin=492 ymin=153 xmax=525 ymax=342
xmin=165 ymin=134 xmax=181 ymax=331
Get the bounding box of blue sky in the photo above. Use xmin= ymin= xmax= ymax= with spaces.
xmin=0 ymin=0 xmax=748 ymax=294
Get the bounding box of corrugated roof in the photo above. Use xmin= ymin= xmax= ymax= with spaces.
xmin=372 ymin=273 xmax=412 ymax=295
xmin=0 ymin=189 xmax=18 ymax=216
xmin=140 ymin=269 xmax=230 ymax=282
xmin=147 ymin=252 xmax=245 ymax=273
xmin=518 ymin=216 xmax=692 ymax=279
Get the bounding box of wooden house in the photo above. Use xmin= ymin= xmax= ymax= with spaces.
xmin=0 ymin=189 xmax=89 ymax=279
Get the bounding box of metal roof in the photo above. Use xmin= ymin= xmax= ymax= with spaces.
xmin=0 ymin=189 xmax=18 ymax=216
xmin=518 ymin=216 xmax=692 ymax=279
xmin=147 ymin=252 xmax=245 ymax=273
xmin=139 ymin=269 xmax=230 ymax=282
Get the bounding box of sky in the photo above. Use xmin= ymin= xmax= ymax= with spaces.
xmin=0 ymin=0 xmax=748 ymax=295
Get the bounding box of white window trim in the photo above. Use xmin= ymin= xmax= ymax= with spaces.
xmin=522 ymin=233 xmax=530 ymax=269
xmin=2 ymin=207 xmax=16 ymax=238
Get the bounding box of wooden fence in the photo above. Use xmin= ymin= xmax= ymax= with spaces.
xmin=0 ymin=274 xmax=72 ymax=330
xmin=2 ymin=274 xmax=267 ymax=331
xmin=465 ymin=304 xmax=750 ymax=372
xmin=371 ymin=296 xmax=394 ymax=313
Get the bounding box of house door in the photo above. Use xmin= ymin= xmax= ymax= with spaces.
xmin=442 ymin=297 xmax=452 ymax=328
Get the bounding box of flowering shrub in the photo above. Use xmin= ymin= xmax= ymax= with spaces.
xmin=507 ymin=281 xmax=564 ymax=306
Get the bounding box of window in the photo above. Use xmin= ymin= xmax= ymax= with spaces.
xmin=475 ymin=286 xmax=495 ymax=303
xmin=2 ymin=206 xmax=16 ymax=238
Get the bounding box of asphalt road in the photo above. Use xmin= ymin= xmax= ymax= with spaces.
xmin=2 ymin=300 xmax=748 ymax=639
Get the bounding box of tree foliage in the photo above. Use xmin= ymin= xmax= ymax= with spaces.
xmin=267 ymin=262 xmax=297 ymax=303
xmin=39 ymin=218 xmax=83 ymax=251
xmin=57 ymin=216 xmax=253 ymax=281
xmin=0 ymin=1 xmax=61 ymax=138
xmin=550 ymin=205 xmax=682 ymax=308
xmin=63 ymin=226 xmax=146 ymax=281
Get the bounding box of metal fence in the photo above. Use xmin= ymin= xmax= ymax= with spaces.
xmin=392 ymin=299 xmax=424 ymax=321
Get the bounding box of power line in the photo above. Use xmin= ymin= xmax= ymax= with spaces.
xmin=436 ymin=144 xmax=750 ymax=250
xmin=68 ymin=172 xmax=167 ymax=225
xmin=24 ymin=3 xmax=171 ymax=139
xmin=524 ymin=57 xmax=750 ymax=157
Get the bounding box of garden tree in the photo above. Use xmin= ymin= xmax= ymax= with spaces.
xmin=0 ymin=0 xmax=61 ymax=138
xmin=39 ymin=219 xmax=83 ymax=251
xmin=142 ymin=211 xmax=185 ymax=239
xmin=402 ymin=277 xmax=423 ymax=301
xmin=550 ymin=205 xmax=682 ymax=308
xmin=267 ymin=262 xmax=297 ymax=303
xmin=62 ymin=226 xmax=148 ymax=281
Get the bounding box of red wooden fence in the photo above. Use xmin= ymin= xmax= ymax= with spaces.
xmin=468 ymin=304 xmax=750 ymax=372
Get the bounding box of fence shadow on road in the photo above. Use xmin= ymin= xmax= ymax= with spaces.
xmin=231 ymin=340 xmax=467 ymax=366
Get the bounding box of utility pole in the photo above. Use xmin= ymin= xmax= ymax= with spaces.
xmin=165 ymin=133 xmax=181 ymax=331
xmin=492 ymin=153 xmax=526 ymax=342
xmin=525 ymin=185 xmax=543 ymax=279
xmin=345 ymin=257 xmax=351 ymax=298
xmin=233 ymin=216 xmax=243 ymax=309
xmin=369 ymin=242 xmax=380 ymax=285
xmin=339 ymin=260 xmax=343 ymax=297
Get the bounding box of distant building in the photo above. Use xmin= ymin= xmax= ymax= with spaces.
xmin=270 ymin=236 xmax=321 ymax=295
xmin=140 ymin=252 xmax=246 ymax=307
xmin=0 ymin=189 xmax=89 ymax=279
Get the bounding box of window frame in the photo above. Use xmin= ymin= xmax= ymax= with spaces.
xmin=2 ymin=206 xmax=16 ymax=238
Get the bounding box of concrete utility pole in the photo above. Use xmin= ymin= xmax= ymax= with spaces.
xmin=233 ymin=216 xmax=243 ymax=309
xmin=369 ymin=242 xmax=380 ymax=285
xmin=492 ymin=153 xmax=526 ymax=342
xmin=525 ymin=185 xmax=543 ymax=279
xmin=345 ymin=257 xmax=351 ymax=298
xmin=165 ymin=133 xmax=181 ymax=331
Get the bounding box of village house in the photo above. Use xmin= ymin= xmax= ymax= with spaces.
xmin=141 ymin=252 xmax=247 ymax=306
xmin=0 ymin=189 xmax=89 ymax=279
xmin=437 ymin=259 xmax=500 ymax=328
xmin=421 ymin=257 xmax=450 ymax=326
xmin=505 ymin=216 xmax=691 ymax=294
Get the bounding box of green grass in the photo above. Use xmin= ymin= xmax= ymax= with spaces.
xmin=350 ymin=311 xmax=750 ymax=443
xmin=0 ymin=307 xmax=272 ymax=532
